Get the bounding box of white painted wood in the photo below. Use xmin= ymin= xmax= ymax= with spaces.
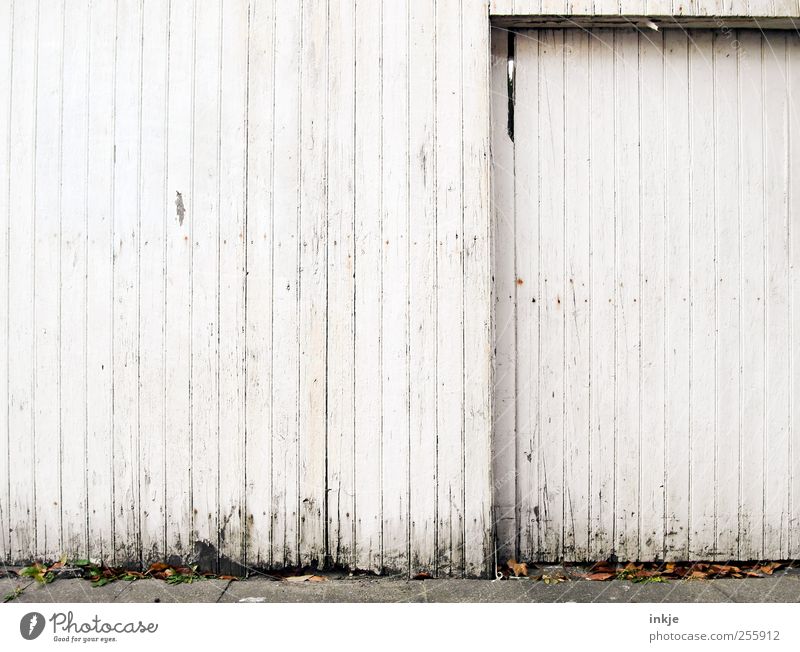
xmin=613 ymin=28 xmax=641 ymax=563
xmin=33 ymin=0 xmax=64 ymax=562
xmin=326 ymin=0 xmax=356 ymax=571
xmin=381 ymin=0 xmax=410 ymax=573
xmin=738 ymin=29 xmax=766 ymax=560
xmin=138 ymin=0 xmax=169 ymax=565
xmin=409 ymin=0 xmax=438 ymax=573
xmin=60 ymin=0 xmax=90 ymax=561
xmin=763 ymin=31 xmax=791 ymax=561
xmin=638 ymin=28 xmax=666 ymax=562
xmin=271 ymin=0 xmax=301 ymax=568
xmin=112 ymin=0 xmax=143 ymax=564
xmin=663 ymin=29 xmax=691 ymax=560
xmin=498 ymin=26 xmax=800 ymax=562
xmin=688 ymin=30 xmax=717 ymax=560
xmin=218 ymin=0 xmax=249 ymax=573
xmin=244 ymin=0 xmax=275 ymax=568
xmin=436 ymin=0 xmax=466 ymax=575
xmin=0 ymin=0 xmax=11 ymax=564
xmin=85 ymin=0 xmax=115 ymax=563
xmin=490 ymin=29 xmax=517 ymax=564
xmin=8 ymin=0 xmax=38 ymax=562
xmin=298 ymin=0 xmax=327 ymax=568
xmin=563 ymin=28 xmax=591 ymax=561
xmin=713 ymin=28 xmax=741 ymax=560
xmin=352 ymin=0 xmax=383 ymax=573
xmin=164 ymin=0 xmax=194 ymax=564
xmin=463 ymin=6 xmax=494 ymax=577
xmin=790 ymin=33 xmax=800 ymax=561
xmin=490 ymin=0 xmax=800 ymax=13
xmin=588 ymin=28 xmax=616 ymax=561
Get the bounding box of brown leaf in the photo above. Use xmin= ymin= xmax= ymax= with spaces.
xmin=585 ymin=572 xmax=615 ymax=581
xmin=507 ymin=559 xmax=528 ymax=577
xmin=148 ymin=562 xmax=169 ymax=573
xmin=688 ymin=570 xmax=708 ymax=580
xmin=285 ymin=574 xmax=315 ymax=583
xmin=413 ymin=572 xmax=432 ymax=580
xmin=759 ymin=562 xmax=781 ymax=575
xmin=218 ymin=575 xmax=239 ymax=581
xmin=308 ymin=575 xmax=327 ymax=583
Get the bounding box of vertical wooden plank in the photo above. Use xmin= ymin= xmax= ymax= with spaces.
xmin=490 ymin=28 xmax=516 ymax=564
xmin=638 ymin=29 xmax=666 ymax=562
xmin=381 ymin=0 xmax=410 ymax=574
xmin=60 ymin=0 xmax=90 ymax=561
xmin=538 ymin=29 xmax=565 ymax=562
xmin=190 ymin=0 xmax=221 ymax=570
xmin=408 ymin=1 xmax=438 ymax=574
xmin=297 ymin=0 xmax=327 ymax=568
xmin=164 ymin=0 xmax=194 ymax=564
xmin=540 ymin=0 xmax=567 ymax=13
xmin=763 ymin=32 xmax=790 ymax=560
xmin=138 ymin=0 xmax=169 ymax=565
xmin=353 ymin=0 xmax=383 ymax=573
xmin=613 ymin=29 xmax=640 ymax=562
xmin=111 ymin=0 xmax=142 ymax=565
xmin=33 ymin=0 xmax=64 ymax=562
xmin=688 ymin=31 xmax=717 ymax=559
xmin=588 ymin=28 xmax=616 ymax=561
xmin=435 ymin=0 xmax=465 ymax=575
xmin=7 ymin=0 xmax=37 ymax=562
xmin=217 ymin=0 xmax=248 ymax=574
xmin=490 ymin=0 xmax=514 ymax=14
xmin=738 ymin=29 xmax=766 ymax=560
xmin=86 ymin=0 xmax=114 ymax=563
xmin=714 ymin=29 xmax=742 ymax=560
xmin=244 ymin=0 xmax=274 ymax=569
xmin=271 ymin=0 xmax=301 ymax=568
xmin=790 ymin=33 xmax=800 ymax=560
xmin=563 ymin=28 xmax=591 ymax=562
xmin=463 ymin=4 xmax=493 ymax=577
xmin=0 ymin=0 xmax=11 ymax=563
xmin=514 ymin=30 xmax=540 ymax=562
xmin=326 ymin=0 xmax=356 ymax=571
xmin=663 ymin=29 xmax=691 ymax=560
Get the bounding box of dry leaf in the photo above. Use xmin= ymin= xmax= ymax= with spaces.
xmin=148 ymin=562 xmax=169 ymax=573
xmin=759 ymin=562 xmax=781 ymax=575
xmin=585 ymin=572 xmax=615 ymax=581
xmin=507 ymin=559 xmax=528 ymax=577
xmin=413 ymin=572 xmax=432 ymax=580
xmin=308 ymin=575 xmax=327 ymax=582
xmin=285 ymin=574 xmax=315 ymax=583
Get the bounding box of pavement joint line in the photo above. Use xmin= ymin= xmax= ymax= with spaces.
xmin=216 ymin=579 xmax=233 ymax=603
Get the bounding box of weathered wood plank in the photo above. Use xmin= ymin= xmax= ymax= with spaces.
xmin=164 ymin=0 xmax=194 ymax=564
xmin=218 ymin=0 xmax=249 ymax=574
xmin=298 ymin=0 xmax=327 ymax=569
xmin=60 ymin=0 xmax=90 ymax=562
xmin=326 ymin=0 xmax=357 ymax=571
xmin=381 ymin=0 xmax=410 ymax=574
xmin=409 ymin=0 xmax=439 ymax=574
xmin=353 ymin=0 xmax=382 ymax=573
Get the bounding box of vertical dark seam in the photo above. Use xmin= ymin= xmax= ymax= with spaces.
xmin=610 ymin=28 xmax=617 ymax=558
xmin=636 ymin=28 xmax=643 ymax=561
xmin=587 ymin=28 xmax=593 ymax=561
xmin=561 ymin=28 xmax=567 ymax=562
xmin=736 ymin=28 xmax=743 ymax=561
xmin=536 ymin=32 xmax=542 ymax=560
xmin=661 ymin=28 xmax=668 ymax=561
xmin=686 ymin=33 xmax=693 ymax=559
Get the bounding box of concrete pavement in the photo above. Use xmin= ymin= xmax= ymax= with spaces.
xmin=3 ymin=572 xmax=800 ymax=603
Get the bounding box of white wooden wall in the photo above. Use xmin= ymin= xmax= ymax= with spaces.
xmin=490 ymin=0 xmax=800 ymax=15
xmin=3 ymin=0 xmax=800 ymax=576
xmin=0 ymin=0 xmax=493 ymax=577
xmin=492 ymin=26 xmax=800 ymax=562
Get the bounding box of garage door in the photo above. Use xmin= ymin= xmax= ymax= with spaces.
xmin=492 ymin=28 xmax=800 ymax=563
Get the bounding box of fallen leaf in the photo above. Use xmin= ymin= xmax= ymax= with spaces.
xmin=285 ymin=574 xmax=315 ymax=583
xmin=759 ymin=562 xmax=781 ymax=575
xmin=507 ymin=559 xmax=528 ymax=577
xmin=413 ymin=572 xmax=432 ymax=580
xmin=585 ymin=572 xmax=615 ymax=581
xmin=218 ymin=575 xmax=239 ymax=581
xmin=308 ymin=575 xmax=327 ymax=582
xmin=148 ymin=563 xmax=169 ymax=573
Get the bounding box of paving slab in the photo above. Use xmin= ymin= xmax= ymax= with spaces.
xmin=2 ymin=578 xmax=125 ymax=603
xmin=114 ymin=578 xmax=229 ymax=603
